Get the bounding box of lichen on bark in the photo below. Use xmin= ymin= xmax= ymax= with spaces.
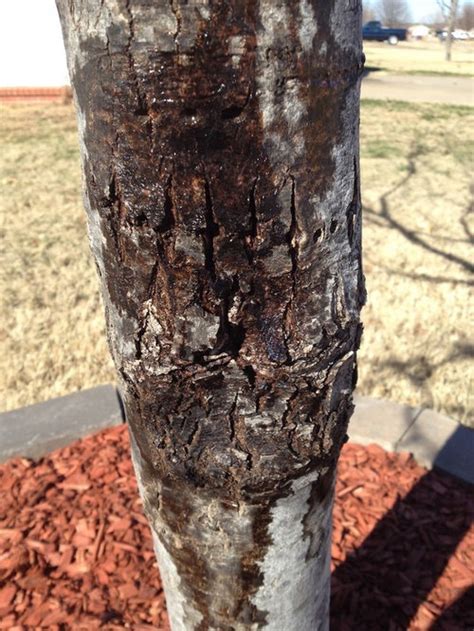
xmin=57 ymin=1 xmax=365 ymax=628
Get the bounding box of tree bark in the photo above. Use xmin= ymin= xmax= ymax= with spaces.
xmin=57 ymin=1 xmax=365 ymax=629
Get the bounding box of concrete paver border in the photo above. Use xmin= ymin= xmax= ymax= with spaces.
xmin=0 ymin=386 xmax=472 ymax=484
xmin=0 ymin=385 xmax=124 ymax=462
xmin=350 ymin=395 xmax=473 ymax=485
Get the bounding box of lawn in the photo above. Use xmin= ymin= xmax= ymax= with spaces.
xmin=1 ymin=100 xmax=473 ymax=424
xmin=363 ymin=39 xmax=474 ymax=77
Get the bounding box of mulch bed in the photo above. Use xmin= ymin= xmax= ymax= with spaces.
xmin=0 ymin=425 xmax=472 ymax=630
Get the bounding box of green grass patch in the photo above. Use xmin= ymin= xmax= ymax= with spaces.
xmin=362 ymin=140 xmax=402 ymax=159
xmin=449 ymin=142 xmax=474 ymax=165
xmin=362 ymin=99 xmax=473 ymax=118
xmin=403 ymin=69 xmax=474 ymax=78
xmin=362 ymin=99 xmax=420 ymax=113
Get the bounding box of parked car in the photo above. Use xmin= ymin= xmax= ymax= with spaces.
xmin=362 ymin=21 xmax=408 ymax=45
xmin=453 ymin=29 xmax=470 ymax=40
xmin=436 ymin=29 xmax=471 ymax=41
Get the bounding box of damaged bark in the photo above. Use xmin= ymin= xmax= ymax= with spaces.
xmin=57 ymin=1 xmax=365 ymax=629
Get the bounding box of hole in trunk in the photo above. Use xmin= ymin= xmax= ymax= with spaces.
xmin=221 ymin=105 xmax=244 ymax=119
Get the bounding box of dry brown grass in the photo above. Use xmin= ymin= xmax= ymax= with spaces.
xmin=364 ymin=39 xmax=474 ymax=76
xmin=1 ymin=100 xmax=473 ymax=423
xmin=0 ymin=103 xmax=115 ymax=407
xmin=359 ymin=100 xmax=473 ymax=424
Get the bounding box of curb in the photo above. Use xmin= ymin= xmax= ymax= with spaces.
xmin=350 ymin=395 xmax=473 ymax=485
xmin=0 ymin=385 xmax=124 ymax=462
xmin=0 ymin=387 xmax=472 ymax=485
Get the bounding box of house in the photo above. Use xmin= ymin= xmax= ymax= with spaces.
xmin=409 ymin=24 xmax=431 ymax=40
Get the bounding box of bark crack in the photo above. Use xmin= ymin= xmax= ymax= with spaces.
xmin=159 ymin=174 xmax=176 ymax=234
xmin=133 ymin=174 xmax=177 ymax=360
xmin=228 ymin=392 xmax=239 ymax=443
xmin=282 ymin=386 xmax=302 ymax=458
xmin=283 ymin=175 xmax=299 ymax=362
xmin=346 ymin=156 xmax=358 ymax=247
xmin=124 ymin=0 xmax=147 ymax=114
xmin=214 ymin=275 xmax=245 ymax=358
xmin=228 ymin=392 xmax=253 ymax=470
xmin=244 ymin=178 xmax=258 ymax=265
xmin=202 ymin=175 xmax=219 ymax=283
xmin=281 ymin=387 xmax=300 ymax=430
xmin=288 ymin=175 xmax=299 ymax=298
xmin=134 ymin=261 xmax=160 ymax=360
xmin=104 ymin=170 xmax=127 ymax=262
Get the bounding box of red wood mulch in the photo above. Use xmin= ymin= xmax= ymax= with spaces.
xmin=0 ymin=425 xmax=472 ymax=630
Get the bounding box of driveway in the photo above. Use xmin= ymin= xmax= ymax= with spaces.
xmin=362 ymin=73 xmax=474 ymax=107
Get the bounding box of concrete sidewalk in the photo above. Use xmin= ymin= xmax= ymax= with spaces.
xmin=362 ymin=72 xmax=474 ymax=107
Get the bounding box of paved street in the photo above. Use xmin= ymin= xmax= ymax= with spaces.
xmin=362 ymin=72 xmax=474 ymax=107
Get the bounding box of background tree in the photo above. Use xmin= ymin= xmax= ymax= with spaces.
xmin=458 ymin=1 xmax=474 ymax=30
xmin=56 ymin=1 xmax=365 ymax=629
xmin=363 ymin=0 xmax=377 ymax=23
xmin=438 ymin=0 xmax=460 ymax=60
xmin=377 ymin=0 xmax=412 ymax=26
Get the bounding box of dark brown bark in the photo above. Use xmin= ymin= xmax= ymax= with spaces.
xmin=57 ymin=1 xmax=364 ymax=628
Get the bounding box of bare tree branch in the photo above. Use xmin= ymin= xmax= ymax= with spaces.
xmin=376 ymin=0 xmax=411 ymax=27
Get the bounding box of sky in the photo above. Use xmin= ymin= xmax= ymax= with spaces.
xmin=367 ymin=0 xmax=469 ymax=22
xmin=0 ymin=1 xmax=68 ymax=86
xmin=0 ymin=0 xmax=470 ymax=87
xmin=410 ymin=0 xmax=444 ymax=21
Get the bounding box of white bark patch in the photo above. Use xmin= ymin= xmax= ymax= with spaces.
xmin=244 ymin=414 xmax=275 ymax=430
xmin=255 ymin=1 xmax=290 ymax=131
xmin=132 ymin=422 xmax=335 ymax=630
xmin=251 ymin=470 xmax=333 ymax=631
xmin=106 ymin=300 xmax=139 ymax=367
xmin=60 ymin=0 xmax=117 ymax=78
xmin=256 ymin=1 xmax=308 ymax=166
xmin=175 ymin=232 xmax=205 ymax=264
xmin=84 ymin=194 xmax=105 ymax=271
xmin=283 ymin=78 xmax=306 ymax=132
xmin=133 ymin=11 xmax=176 ymax=51
xmin=151 ymin=530 xmax=204 ymax=631
xmin=130 ymin=437 xmax=204 ymax=631
xmin=298 ymin=0 xmax=318 ymax=52
xmin=197 ymin=4 xmax=211 ymax=21
xmin=173 ymin=305 xmax=220 ymax=355
xmin=229 ymin=35 xmax=246 ymax=67
xmin=75 ymin=105 xmax=90 ymax=163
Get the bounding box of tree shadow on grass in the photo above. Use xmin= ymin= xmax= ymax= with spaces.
xmin=376 ymin=342 xmax=474 ymax=415
xmin=330 ymin=429 xmax=474 ymax=630
xmin=364 ymin=148 xmax=474 ymax=276
xmin=362 ymin=65 xmax=386 ymax=78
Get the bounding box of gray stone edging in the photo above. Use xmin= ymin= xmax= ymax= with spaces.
xmin=0 ymin=385 xmax=124 ymax=462
xmin=350 ymin=395 xmax=473 ymax=485
xmin=0 ymin=386 xmax=472 ymax=485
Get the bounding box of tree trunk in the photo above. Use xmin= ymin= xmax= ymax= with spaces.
xmin=57 ymin=1 xmax=364 ymax=629
xmin=446 ymin=0 xmax=459 ymax=61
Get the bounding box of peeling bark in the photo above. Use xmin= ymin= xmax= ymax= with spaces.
xmin=57 ymin=1 xmax=365 ymax=629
